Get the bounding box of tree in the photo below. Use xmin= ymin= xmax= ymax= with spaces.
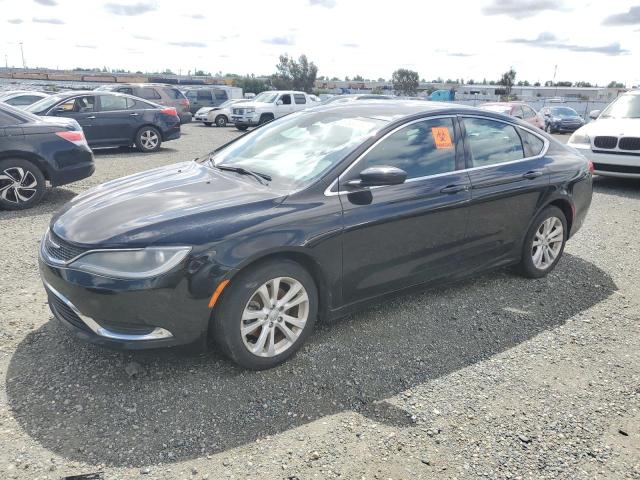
xmin=533 ymin=81 xmax=541 ymax=87
xmin=498 ymin=68 xmax=516 ymax=96
xmin=272 ymin=54 xmax=318 ymax=93
xmin=574 ymin=81 xmax=592 ymax=88
xmin=233 ymin=75 xmax=269 ymax=94
xmin=352 ymin=75 xmax=364 ymax=81
xmin=607 ymin=81 xmax=624 ymax=88
xmin=392 ymin=68 xmax=419 ymax=95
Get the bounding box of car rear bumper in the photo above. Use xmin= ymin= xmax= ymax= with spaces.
xmin=573 ymin=147 xmax=640 ymax=178
xmin=38 ymin=253 xmax=223 ymax=350
xmin=179 ymin=112 xmax=192 ymax=124
xmin=49 ymin=148 xmax=95 ymax=187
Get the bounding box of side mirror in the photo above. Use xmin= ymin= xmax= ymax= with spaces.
xmin=276 ymin=100 xmax=283 ymax=106
xmin=589 ymin=109 xmax=601 ymax=120
xmin=346 ymin=166 xmax=407 ymax=188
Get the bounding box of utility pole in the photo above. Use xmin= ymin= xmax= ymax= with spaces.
xmin=4 ymin=55 xmax=7 ymax=69
xmin=19 ymin=42 xmax=25 ymax=69
xmin=553 ymin=64 xmax=558 ymax=98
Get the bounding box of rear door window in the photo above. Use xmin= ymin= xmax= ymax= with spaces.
xmin=167 ymin=88 xmax=185 ymax=99
xmin=138 ymin=87 xmax=161 ymax=100
xmin=463 ymin=118 xmax=524 ymax=167
xmin=214 ymin=90 xmax=228 ymax=101
xmin=518 ymin=128 xmax=545 ymax=157
xmin=197 ymin=90 xmax=213 ymax=101
xmin=99 ymin=95 xmax=129 ymax=111
xmin=294 ymin=94 xmax=306 ymax=105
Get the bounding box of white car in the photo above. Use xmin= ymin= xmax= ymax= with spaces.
xmin=568 ymin=90 xmax=640 ymax=178
xmin=0 ymin=90 xmax=49 ymax=108
xmin=194 ymin=99 xmax=248 ymax=127
xmin=230 ymin=90 xmax=314 ymax=131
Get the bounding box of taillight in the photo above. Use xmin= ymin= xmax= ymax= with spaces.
xmin=588 ymin=160 xmax=595 ymax=173
xmin=56 ymin=130 xmax=87 ymax=146
xmin=161 ymin=107 xmax=178 ymax=116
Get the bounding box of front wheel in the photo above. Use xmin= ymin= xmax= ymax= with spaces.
xmin=203 ymin=122 xmax=212 ymax=127
xmin=236 ymin=125 xmax=248 ymax=131
xmin=212 ymin=260 xmax=318 ymax=370
xmin=518 ymin=206 xmax=567 ymax=278
xmin=135 ymin=126 xmax=162 ymax=152
xmin=215 ymin=115 xmax=227 ymax=127
xmin=0 ymin=159 xmax=46 ymax=210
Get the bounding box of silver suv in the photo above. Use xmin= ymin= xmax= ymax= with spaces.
xmin=95 ymin=83 xmax=191 ymax=123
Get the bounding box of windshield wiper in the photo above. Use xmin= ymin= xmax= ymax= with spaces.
xmin=214 ymin=164 xmax=271 ymax=185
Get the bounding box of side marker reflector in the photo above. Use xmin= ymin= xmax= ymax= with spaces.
xmin=208 ymin=279 xmax=230 ymax=308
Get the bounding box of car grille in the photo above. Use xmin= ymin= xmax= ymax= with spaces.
xmin=593 ymin=162 xmax=640 ymax=174
xmin=43 ymin=230 xmax=87 ymax=263
xmin=619 ymin=137 xmax=640 ymax=151
xmin=47 ymin=289 xmax=91 ymax=332
xmin=593 ymin=136 xmax=618 ymax=149
xmin=232 ymin=108 xmax=245 ymax=115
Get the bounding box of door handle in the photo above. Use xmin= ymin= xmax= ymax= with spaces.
xmin=87 ymin=115 xmax=96 ymax=119
xmin=522 ymin=170 xmax=543 ymax=180
xmin=440 ymin=184 xmax=469 ymax=194
xmin=130 ymin=113 xmax=139 ymax=116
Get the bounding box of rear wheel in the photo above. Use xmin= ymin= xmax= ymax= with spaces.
xmin=518 ymin=206 xmax=567 ymax=278
xmin=0 ymin=158 xmax=46 ymax=210
xmin=215 ymin=115 xmax=228 ymax=127
xmin=212 ymin=260 xmax=317 ymax=370
xmin=135 ymin=126 xmax=162 ymax=152
xmin=203 ymin=122 xmax=212 ymax=127
xmin=236 ymin=125 xmax=248 ymax=131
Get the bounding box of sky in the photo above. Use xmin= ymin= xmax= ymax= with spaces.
xmin=1 ymin=0 xmax=639 ymax=86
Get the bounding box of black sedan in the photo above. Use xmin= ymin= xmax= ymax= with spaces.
xmin=0 ymin=103 xmax=94 ymax=210
xmin=39 ymin=101 xmax=593 ymax=369
xmin=26 ymin=91 xmax=181 ymax=152
xmin=540 ymin=106 xmax=585 ymax=133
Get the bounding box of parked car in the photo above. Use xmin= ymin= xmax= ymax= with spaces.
xmin=95 ymin=83 xmax=191 ymax=123
xmin=321 ymin=94 xmax=394 ymax=104
xmin=0 ymin=90 xmax=50 ymax=108
xmin=183 ymin=86 xmax=243 ymax=114
xmin=194 ymin=99 xmax=249 ymax=127
xmin=230 ymin=90 xmax=315 ymax=130
xmin=26 ymin=91 xmax=181 ymax=152
xmin=479 ymin=102 xmax=545 ymax=130
xmin=0 ymin=103 xmax=94 ymax=210
xmin=568 ymin=90 xmax=640 ymax=178
xmin=39 ymin=101 xmax=592 ymax=369
xmin=540 ymin=106 xmax=584 ymax=133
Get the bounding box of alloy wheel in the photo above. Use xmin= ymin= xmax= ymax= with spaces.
xmin=140 ymin=129 xmax=159 ymax=150
xmin=240 ymin=277 xmax=309 ymax=357
xmin=531 ymin=216 xmax=564 ymax=270
xmin=0 ymin=167 xmax=38 ymax=204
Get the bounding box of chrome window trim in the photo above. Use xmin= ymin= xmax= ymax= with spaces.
xmin=323 ymin=114 xmax=550 ymax=197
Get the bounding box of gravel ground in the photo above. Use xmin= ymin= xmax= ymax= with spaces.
xmin=0 ymin=125 xmax=638 ymax=480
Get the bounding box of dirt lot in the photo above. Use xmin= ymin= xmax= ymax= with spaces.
xmin=0 ymin=125 xmax=638 ymax=480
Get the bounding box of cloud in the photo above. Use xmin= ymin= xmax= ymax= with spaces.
xmin=168 ymin=41 xmax=207 ymax=48
xmin=309 ymin=0 xmax=336 ymax=7
xmin=104 ymin=2 xmax=156 ymax=16
xmin=447 ymin=52 xmax=475 ymax=57
xmin=75 ymin=44 xmax=96 ymax=49
xmin=32 ymin=17 xmax=64 ymax=24
xmin=132 ymin=34 xmax=152 ymax=40
xmin=7 ymin=18 xmax=23 ymax=24
xmin=185 ymin=13 xmax=205 ymax=19
xmin=483 ymin=0 xmax=567 ymax=19
xmin=506 ymin=32 xmax=629 ymax=55
xmin=263 ymin=36 xmax=295 ymax=46
xmin=602 ymin=6 xmax=640 ymax=26
xmin=342 ymin=43 xmax=359 ymax=48
xmin=34 ymin=0 xmax=57 ymax=5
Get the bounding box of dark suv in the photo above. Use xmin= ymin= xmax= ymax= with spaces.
xmin=96 ymin=83 xmax=191 ymax=123
xmin=0 ymin=103 xmax=94 ymax=210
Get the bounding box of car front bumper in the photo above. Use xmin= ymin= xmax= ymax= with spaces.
xmin=571 ymin=145 xmax=640 ymax=178
xmin=38 ymin=248 xmax=232 ymax=350
xmin=231 ymin=114 xmax=259 ymax=127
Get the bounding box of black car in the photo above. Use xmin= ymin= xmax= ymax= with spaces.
xmin=540 ymin=106 xmax=585 ymax=133
xmin=39 ymin=101 xmax=593 ymax=369
xmin=26 ymin=91 xmax=181 ymax=152
xmin=0 ymin=103 xmax=94 ymax=210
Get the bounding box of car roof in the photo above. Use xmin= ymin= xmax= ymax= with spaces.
xmin=48 ymin=90 xmax=159 ymax=103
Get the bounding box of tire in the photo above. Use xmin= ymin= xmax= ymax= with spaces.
xmin=518 ymin=206 xmax=567 ymax=278
xmin=236 ymin=125 xmax=248 ymax=131
xmin=0 ymin=158 xmax=46 ymax=210
xmin=203 ymin=122 xmax=212 ymax=127
xmin=258 ymin=114 xmax=274 ymax=125
xmin=135 ymin=126 xmax=162 ymax=152
xmin=212 ymin=259 xmax=318 ymax=370
xmin=544 ymin=123 xmax=550 ymax=133
xmin=215 ymin=115 xmax=228 ymax=128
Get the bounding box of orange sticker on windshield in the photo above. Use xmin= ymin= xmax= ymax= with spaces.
xmin=432 ymin=127 xmax=453 ymax=149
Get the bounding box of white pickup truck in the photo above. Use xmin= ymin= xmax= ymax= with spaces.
xmin=230 ymin=90 xmax=316 ymax=131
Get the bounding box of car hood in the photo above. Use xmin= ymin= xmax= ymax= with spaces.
xmin=231 ymin=101 xmax=269 ymax=109
xmin=51 ymin=161 xmax=284 ymax=246
xmin=580 ymin=118 xmax=640 ymax=136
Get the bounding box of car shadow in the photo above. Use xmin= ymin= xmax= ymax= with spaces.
xmin=6 ymin=254 xmax=615 ymax=467
xmin=593 ymin=176 xmax=640 ymax=200
xmin=0 ymin=187 xmax=76 ymax=221
xmin=92 ymin=146 xmax=180 ymax=156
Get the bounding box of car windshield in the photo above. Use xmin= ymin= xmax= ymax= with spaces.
xmin=600 ymin=94 xmax=640 ymax=119
xmin=209 ymin=110 xmax=385 ymax=190
xmin=220 ymin=100 xmax=238 ymax=108
xmin=481 ymin=105 xmax=511 ymax=114
xmin=25 ymin=94 xmax=65 ymax=114
xmin=252 ymin=92 xmax=279 ymax=103
xmin=550 ymin=107 xmax=578 ymax=117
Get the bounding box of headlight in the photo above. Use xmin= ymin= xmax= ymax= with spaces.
xmin=551 ymin=116 xmax=561 ymax=122
xmin=568 ymin=132 xmax=590 ymax=146
xmin=70 ymin=247 xmax=191 ymax=279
